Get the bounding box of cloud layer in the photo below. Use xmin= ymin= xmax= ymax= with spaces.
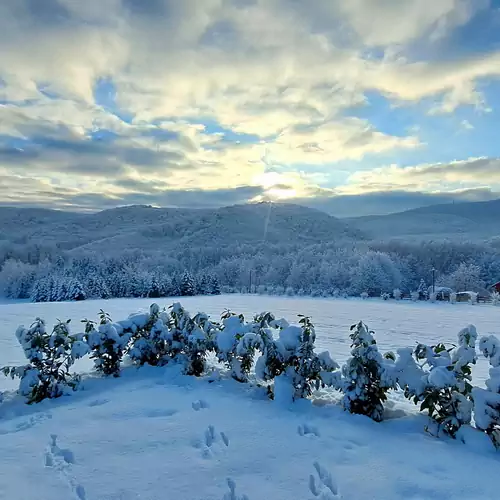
xmin=1 ymin=0 xmax=499 ymax=215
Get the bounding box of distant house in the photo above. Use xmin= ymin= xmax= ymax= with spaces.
xmin=456 ymin=291 xmax=478 ymax=303
xmin=489 ymin=281 xmax=500 ymax=293
xmin=428 ymin=286 xmax=453 ymax=301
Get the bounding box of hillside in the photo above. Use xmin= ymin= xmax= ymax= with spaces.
xmin=0 ymin=203 xmax=363 ymax=253
xmin=346 ymin=198 xmax=500 ymax=241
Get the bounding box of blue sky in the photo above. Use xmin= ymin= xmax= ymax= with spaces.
xmin=1 ymin=0 xmax=500 ymax=216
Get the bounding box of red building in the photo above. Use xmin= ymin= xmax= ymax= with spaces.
xmin=489 ymin=281 xmax=500 ymax=293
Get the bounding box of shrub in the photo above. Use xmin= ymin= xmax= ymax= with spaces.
xmin=410 ymin=326 xmax=477 ymax=437
xmin=2 ymin=318 xmax=89 ymax=403
xmin=341 ymin=322 xmax=393 ymax=421
xmin=216 ymin=311 xmax=257 ymax=382
xmin=125 ymin=304 xmax=170 ymax=367
xmin=472 ymin=335 xmax=500 ymax=447
xmin=83 ymin=310 xmax=131 ymax=377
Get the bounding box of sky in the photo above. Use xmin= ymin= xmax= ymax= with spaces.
xmin=1 ymin=0 xmax=500 ymax=216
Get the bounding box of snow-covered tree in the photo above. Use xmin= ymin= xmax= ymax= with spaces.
xmin=417 ymin=279 xmax=428 ymax=300
xmin=342 ymin=322 xmax=393 ymax=422
xmin=393 ymin=288 xmax=402 ymax=300
xmin=30 ymin=277 xmax=51 ymax=302
xmin=148 ymin=277 xmax=162 ymax=298
xmin=67 ymin=278 xmax=86 ymax=301
xmin=2 ymin=318 xmax=88 ymax=403
xmin=472 ymin=335 xmax=500 ymax=447
xmin=84 ymin=273 xmax=110 ymax=299
xmin=443 ymin=263 xmax=484 ymax=293
xmin=180 ymin=271 xmax=196 ymax=296
xmin=208 ymin=273 xmax=221 ymax=295
xmin=350 ymin=251 xmax=402 ymax=297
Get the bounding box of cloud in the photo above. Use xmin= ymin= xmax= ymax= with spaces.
xmin=342 ymin=157 xmax=500 ymax=193
xmin=0 ymin=0 xmax=499 ymax=212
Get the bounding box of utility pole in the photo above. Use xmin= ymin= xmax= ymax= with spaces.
xmin=432 ymin=267 xmax=436 ymax=295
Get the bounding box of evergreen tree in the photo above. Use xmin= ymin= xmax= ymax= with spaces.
xmin=196 ymin=273 xmax=209 ymax=295
xmin=68 ymin=279 xmax=86 ymax=301
xmin=209 ymin=273 xmax=221 ymax=295
xmin=148 ymin=277 xmax=162 ymax=298
xmin=180 ymin=271 xmax=196 ymax=296
xmin=30 ymin=277 xmax=50 ymax=303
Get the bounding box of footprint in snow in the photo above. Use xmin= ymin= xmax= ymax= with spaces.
xmin=192 ymin=399 xmax=210 ymax=411
xmin=192 ymin=425 xmax=229 ymax=459
xmin=0 ymin=412 xmax=52 ymax=435
xmin=298 ymin=423 xmax=320 ymax=437
xmin=44 ymin=434 xmax=86 ymax=500
xmin=223 ymin=478 xmax=249 ymax=500
xmin=309 ymin=461 xmax=340 ymax=499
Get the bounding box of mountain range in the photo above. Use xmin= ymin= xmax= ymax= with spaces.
xmin=0 ymin=198 xmax=498 ymax=253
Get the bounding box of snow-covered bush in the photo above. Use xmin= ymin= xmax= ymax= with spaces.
xmin=491 ymin=291 xmax=500 ymax=306
xmin=255 ymin=313 xmax=340 ymax=403
xmin=83 ymin=310 xmax=131 ymax=377
xmin=182 ymin=309 xmax=217 ymax=376
xmin=450 ymin=292 xmax=457 ymax=304
xmin=216 ymin=311 xmax=258 ymax=382
xmin=341 ymin=322 xmax=394 ymax=421
xmin=124 ymin=304 xmax=170 ymax=367
xmin=393 ymin=288 xmax=402 ymax=300
xmin=410 ymin=291 xmax=419 ymax=301
xmin=411 ymin=326 xmax=477 ymax=437
xmin=381 ymin=292 xmax=390 ymax=301
xmin=472 ymin=335 xmax=500 ymax=447
xmin=285 ymin=286 xmax=294 ymax=296
xmin=468 ymin=292 xmax=478 ymax=305
xmin=168 ymin=303 xmax=214 ymax=376
xmin=2 ymin=318 xmax=89 ymax=403
xmin=360 ymin=291 xmax=369 ymax=300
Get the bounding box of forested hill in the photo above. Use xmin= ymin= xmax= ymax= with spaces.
xmin=0 ymin=203 xmax=363 ymax=252
xmin=346 ymin=198 xmax=500 ymax=241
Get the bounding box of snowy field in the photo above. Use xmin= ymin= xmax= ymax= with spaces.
xmin=1 ymin=296 xmax=499 ymax=499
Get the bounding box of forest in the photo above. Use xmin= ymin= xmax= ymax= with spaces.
xmin=1 ymin=237 xmax=499 ymax=302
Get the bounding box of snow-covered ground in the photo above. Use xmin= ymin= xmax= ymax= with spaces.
xmin=1 ymin=296 xmax=499 ymax=499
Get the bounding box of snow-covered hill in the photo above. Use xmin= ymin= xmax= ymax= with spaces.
xmin=347 ymin=198 xmax=500 ymax=241
xmin=0 ymin=203 xmax=362 ymax=252
xmin=0 ymin=296 xmax=499 ymax=499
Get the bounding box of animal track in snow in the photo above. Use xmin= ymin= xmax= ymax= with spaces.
xmin=145 ymin=408 xmax=178 ymax=418
xmin=298 ymin=423 xmax=320 ymax=437
xmin=88 ymin=398 xmax=109 ymax=407
xmin=309 ymin=461 xmax=340 ymax=499
xmin=223 ymin=478 xmax=249 ymax=500
xmin=44 ymin=434 xmax=86 ymax=500
xmin=0 ymin=412 xmax=52 ymax=435
xmin=192 ymin=399 xmax=210 ymax=411
xmin=192 ymin=425 xmax=229 ymax=459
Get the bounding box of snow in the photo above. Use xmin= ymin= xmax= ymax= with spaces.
xmin=1 ymin=295 xmax=500 ymax=499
